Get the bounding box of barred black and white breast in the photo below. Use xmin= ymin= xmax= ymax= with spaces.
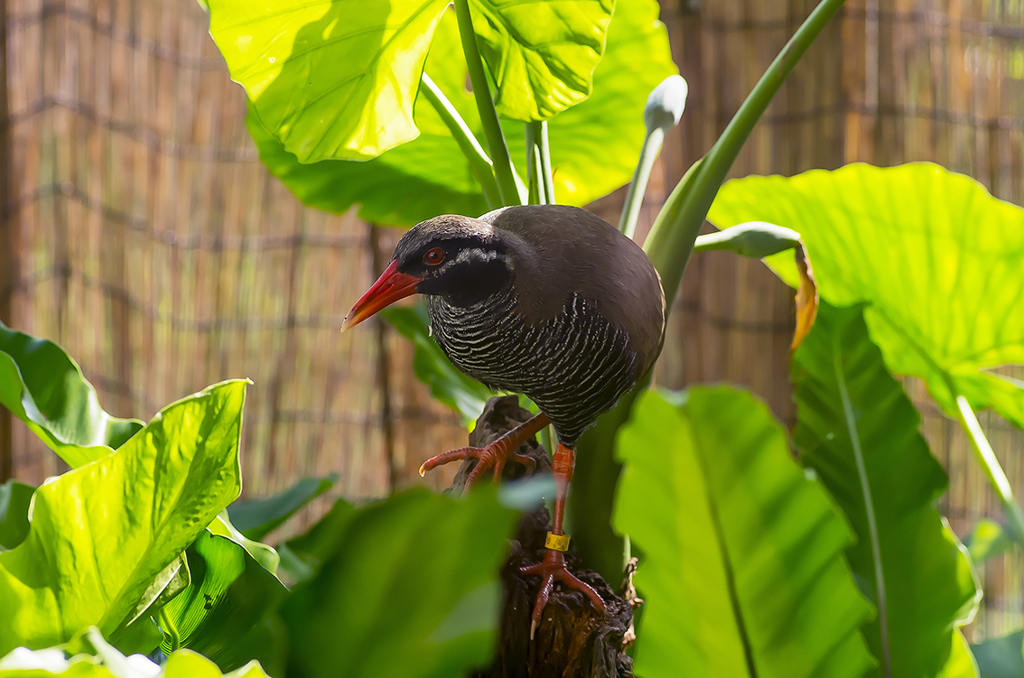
xmin=391 ymin=205 xmax=666 ymax=447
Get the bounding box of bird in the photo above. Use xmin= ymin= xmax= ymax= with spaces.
xmin=342 ymin=204 xmax=666 ymax=634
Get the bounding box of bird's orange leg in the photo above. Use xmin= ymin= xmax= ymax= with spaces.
xmin=519 ymin=443 xmax=606 ymax=638
xmin=419 ymin=412 xmax=550 ymax=487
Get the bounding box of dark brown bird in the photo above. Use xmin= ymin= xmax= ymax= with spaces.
xmin=343 ymin=204 xmax=665 ymax=633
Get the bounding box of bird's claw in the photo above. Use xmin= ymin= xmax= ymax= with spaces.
xmin=418 ymin=441 xmax=536 ymax=488
xmin=519 ymin=547 xmax=606 ymax=639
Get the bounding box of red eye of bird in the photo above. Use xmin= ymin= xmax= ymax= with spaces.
xmin=423 ymin=247 xmax=445 ymax=266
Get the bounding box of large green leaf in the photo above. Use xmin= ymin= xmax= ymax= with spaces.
xmin=971 ymin=630 xmax=1024 ymax=678
xmin=381 ymin=305 xmax=493 ymax=425
xmin=792 ymin=303 xmax=980 ymax=678
xmin=227 ymin=475 xmax=335 ymax=541
xmin=0 ymin=322 xmax=143 ymax=467
xmin=941 ymin=632 xmax=981 ymax=678
xmin=248 ymin=0 xmax=675 ymax=226
xmin=0 ymin=627 xmax=272 ymax=678
xmin=208 ymin=512 xmax=280 ymax=577
xmin=707 ymin=163 xmax=1024 ymax=430
xmin=159 ymin=531 xmax=288 ymax=674
xmin=0 ymin=481 xmax=34 ymax=551
xmin=209 ymin=0 xmax=450 ymax=162
xmin=244 ymin=8 xmax=488 ymax=227
xmin=468 ymin=0 xmax=613 ymax=121
xmin=210 ymin=0 xmax=616 ymax=163
xmin=505 ymin=0 xmax=677 ymax=205
xmin=0 ymin=381 xmax=247 ymax=654
xmin=614 ymin=387 xmax=875 ymax=678
xmin=246 ymin=103 xmax=488 ymax=227
xmin=281 ymin=486 xmax=517 ymax=678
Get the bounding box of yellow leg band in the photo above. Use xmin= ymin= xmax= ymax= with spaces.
xmin=545 ymin=532 xmax=570 ymax=552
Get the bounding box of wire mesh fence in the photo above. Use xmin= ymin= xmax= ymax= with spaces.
xmin=0 ymin=0 xmax=1022 ymax=641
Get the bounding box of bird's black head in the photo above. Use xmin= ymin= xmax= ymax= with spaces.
xmin=342 ymin=214 xmax=516 ymax=331
xmin=392 ymin=215 xmax=513 ymax=307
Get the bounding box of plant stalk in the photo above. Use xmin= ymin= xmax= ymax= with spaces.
xmin=526 ymin=123 xmax=545 ymax=204
xmin=643 ymin=0 xmax=847 ymax=304
xmin=956 ymin=395 xmax=1024 ymax=545
xmin=571 ymin=0 xmax=848 ymax=584
xmin=618 ymin=127 xmax=665 ymax=239
xmin=539 ymin=423 xmax=553 ymax=454
xmin=538 ymin=120 xmax=554 ymax=202
xmin=452 ymin=0 xmax=522 ymax=206
xmin=525 ymin=121 xmax=554 ymax=204
xmin=421 ymin=73 xmax=502 ymax=209
xmin=158 ymin=608 xmax=180 ymax=652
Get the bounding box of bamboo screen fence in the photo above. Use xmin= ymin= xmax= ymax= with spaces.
xmin=1 ymin=0 xmax=1022 ymax=641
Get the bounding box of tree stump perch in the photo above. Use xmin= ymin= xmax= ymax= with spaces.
xmin=452 ymin=396 xmax=636 ymax=678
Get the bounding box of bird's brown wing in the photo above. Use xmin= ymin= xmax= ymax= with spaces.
xmin=484 ymin=205 xmax=666 ymax=368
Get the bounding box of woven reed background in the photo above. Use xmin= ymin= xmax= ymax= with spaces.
xmin=1 ymin=0 xmax=1022 ymax=641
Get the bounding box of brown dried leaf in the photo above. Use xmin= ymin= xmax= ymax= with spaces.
xmin=792 ymin=242 xmax=819 ymax=351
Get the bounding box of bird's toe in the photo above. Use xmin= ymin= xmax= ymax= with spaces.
xmin=519 ymin=547 xmax=607 ymax=640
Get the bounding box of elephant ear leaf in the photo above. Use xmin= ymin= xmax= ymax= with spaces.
xmin=0 ymin=380 xmax=247 ymax=655
xmin=505 ymin=0 xmax=678 ymax=206
xmin=0 ymin=322 xmax=143 ymax=468
xmin=208 ymin=0 xmax=450 ymax=162
xmin=468 ymin=0 xmax=615 ymax=121
xmin=708 ymin=163 xmax=1024 ymax=430
xmin=244 ymin=0 xmax=676 ymax=226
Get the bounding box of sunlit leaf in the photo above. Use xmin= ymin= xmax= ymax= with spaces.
xmin=246 ymin=101 xmax=489 ymax=228
xmin=936 ymin=631 xmax=979 ymax=678
xmin=122 ymin=555 xmax=189 ymax=630
xmin=281 ymin=486 xmax=517 ymax=678
xmin=209 ymin=0 xmax=449 ymax=162
xmin=506 ymin=0 xmax=677 ymax=205
xmin=708 ymin=163 xmax=1024 ymax=430
xmin=0 ymin=626 xmax=273 ymax=678
xmin=209 ymin=513 xmax=279 ymax=576
xmin=243 ymin=9 xmax=488 ymax=226
xmin=468 ymin=0 xmax=613 ymax=121
xmin=793 ymin=303 xmax=980 ymax=677
xmin=0 ymin=381 xmax=247 ymax=655
xmin=0 ymin=322 xmax=143 ymax=467
xmin=0 ymin=647 xmax=82 ymax=675
xmin=163 ymin=652 xmax=272 ymax=678
xmin=614 ymin=387 xmax=875 ymax=677
xmin=247 ymin=0 xmax=675 ymax=226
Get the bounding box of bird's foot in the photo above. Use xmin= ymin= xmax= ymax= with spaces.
xmin=419 ymin=412 xmax=549 ymax=488
xmin=418 ymin=438 xmax=537 ymax=487
xmin=519 ymin=544 xmax=606 ymax=639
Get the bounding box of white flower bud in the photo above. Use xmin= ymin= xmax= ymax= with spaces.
xmin=643 ymin=75 xmax=688 ymax=133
